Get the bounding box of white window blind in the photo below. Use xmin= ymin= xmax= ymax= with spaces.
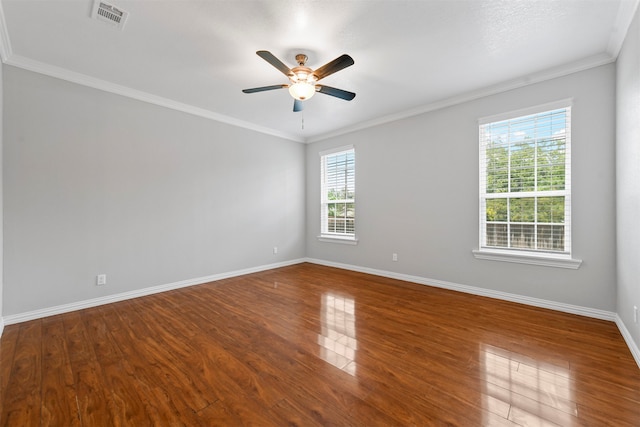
xmin=479 ymin=102 xmax=571 ymax=256
xmin=321 ymin=147 xmax=355 ymax=239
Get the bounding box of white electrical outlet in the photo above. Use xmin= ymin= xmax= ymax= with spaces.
xmin=273 ymin=246 xmax=278 ymax=254
xmin=96 ymin=274 xmax=107 ymax=286
xmin=634 ymin=306 xmax=638 ymax=323
xmin=392 ymin=253 xmax=398 ymax=262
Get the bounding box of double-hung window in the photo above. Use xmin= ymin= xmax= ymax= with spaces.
xmin=320 ymin=146 xmax=356 ymax=242
xmin=476 ymin=100 xmax=580 ymax=268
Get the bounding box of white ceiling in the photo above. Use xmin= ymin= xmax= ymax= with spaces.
xmin=0 ymin=0 xmax=637 ymax=142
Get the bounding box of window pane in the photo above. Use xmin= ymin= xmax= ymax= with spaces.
xmin=537 ymin=138 xmax=565 ymax=191
xmin=486 ymin=199 xmax=507 ymax=221
xmin=486 ymin=223 xmax=508 ymax=247
xmin=345 ymin=219 xmax=355 ymax=234
xmin=346 ymin=203 xmax=355 ymax=219
xmin=510 ymin=142 xmax=535 ymax=192
xmin=537 ymin=197 xmax=564 ymax=223
xmin=325 ymin=152 xmax=355 ymax=200
xmin=486 ymin=144 xmax=509 ymax=193
xmin=537 ymin=225 xmax=565 ymax=251
xmin=509 ymin=198 xmax=535 ymax=222
xmin=510 ymin=224 xmax=535 ymax=249
xmin=328 ymin=203 xmax=336 ymax=218
xmin=537 ymin=164 xmax=565 ymax=191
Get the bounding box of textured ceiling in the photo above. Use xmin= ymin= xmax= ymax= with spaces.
xmin=0 ymin=0 xmax=637 ymax=142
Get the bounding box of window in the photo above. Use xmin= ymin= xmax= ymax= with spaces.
xmin=320 ymin=146 xmax=356 ymax=242
xmin=476 ymin=101 xmax=580 ymax=268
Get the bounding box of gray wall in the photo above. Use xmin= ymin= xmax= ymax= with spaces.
xmin=307 ymin=64 xmax=617 ymax=311
xmin=3 ymin=66 xmax=306 ymax=316
xmin=0 ymin=57 xmax=622 ymax=319
xmin=0 ymin=61 xmax=3 ymax=329
xmin=616 ymin=7 xmax=640 ymax=350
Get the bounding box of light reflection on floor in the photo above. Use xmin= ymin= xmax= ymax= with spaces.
xmin=480 ymin=344 xmax=575 ymax=425
xmin=318 ymin=293 xmax=358 ymax=376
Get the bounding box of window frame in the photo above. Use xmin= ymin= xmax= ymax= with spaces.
xmin=318 ymin=145 xmax=358 ymax=244
xmin=473 ymin=100 xmax=581 ymax=269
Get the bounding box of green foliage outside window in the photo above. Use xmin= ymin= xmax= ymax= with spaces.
xmin=482 ymin=107 xmax=568 ymax=252
xmin=486 ymin=139 xmax=565 ymax=194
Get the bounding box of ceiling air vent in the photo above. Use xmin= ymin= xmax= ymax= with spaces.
xmin=91 ymin=1 xmax=129 ymax=30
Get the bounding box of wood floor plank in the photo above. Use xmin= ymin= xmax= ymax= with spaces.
xmin=179 ymin=290 xmax=375 ymax=414
xmin=95 ymin=304 xmax=202 ymax=426
xmin=268 ymin=398 xmax=330 ymax=427
xmin=81 ymin=307 xmax=155 ymax=425
xmin=40 ymin=316 xmax=80 ymax=426
xmin=175 ymin=283 xmax=406 ymax=426
xmin=112 ymin=301 xmax=214 ymax=414
xmin=147 ymin=293 xmax=286 ymax=408
xmin=1 ymin=263 xmax=639 ymax=426
xmin=0 ymin=324 xmax=19 ymax=418
xmin=247 ymin=292 xmax=505 ymax=426
xmin=112 ymin=302 xmax=208 ymax=425
xmin=62 ymin=311 xmax=116 ymax=426
xmin=1 ymin=321 xmax=42 ymax=426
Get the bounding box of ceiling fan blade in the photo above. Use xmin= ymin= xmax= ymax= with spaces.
xmin=242 ymin=84 xmax=288 ymax=94
xmin=256 ymin=50 xmax=292 ymax=77
xmin=293 ymin=99 xmax=303 ymax=112
xmin=317 ymin=85 xmax=356 ymax=101
xmin=313 ymin=54 xmax=354 ymax=81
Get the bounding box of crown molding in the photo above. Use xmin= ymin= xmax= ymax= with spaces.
xmin=306 ymin=52 xmax=616 ymax=143
xmin=0 ymin=0 xmax=632 ymax=145
xmin=4 ymin=54 xmax=305 ymax=142
xmin=0 ymin=1 xmax=303 ymax=142
xmin=0 ymin=0 xmax=12 ymax=61
xmin=5 ymin=49 xmax=612 ymax=147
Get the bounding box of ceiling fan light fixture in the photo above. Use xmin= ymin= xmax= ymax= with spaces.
xmin=289 ymin=81 xmax=316 ymax=100
xmin=243 ymin=50 xmax=355 ymax=109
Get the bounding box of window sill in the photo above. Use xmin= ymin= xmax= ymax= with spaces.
xmin=317 ymin=235 xmax=359 ymax=245
xmin=472 ymin=249 xmax=582 ymax=269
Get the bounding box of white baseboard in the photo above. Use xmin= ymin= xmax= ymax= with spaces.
xmin=305 ymin=258 xmax=640 ymax=368
xmin=305 ymin=258 xmax=617 ymax=321
xmin=2 ymin=258 xmax=306 ymax=326
xmin=3 ymin=257 xmax=637 ymax=370
xmin=615 ymin=315 xmax=640 ymax=369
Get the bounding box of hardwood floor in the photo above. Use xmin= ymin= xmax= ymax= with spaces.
xmin=1 ymin=262 xmax=639 ymax=426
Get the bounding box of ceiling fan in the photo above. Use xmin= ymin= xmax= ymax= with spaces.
xmin=242 ymin=50 xmax=356 ymax=112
